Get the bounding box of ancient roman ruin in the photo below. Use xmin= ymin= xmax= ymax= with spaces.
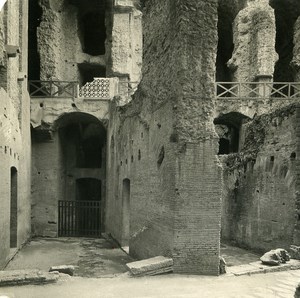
xmin=0 ymin=0 xmax=300 ymax=276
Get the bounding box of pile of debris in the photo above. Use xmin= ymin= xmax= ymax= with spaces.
xmin=126 ymin=256 xmax=173 ymax=277
xmin=260 ymin=248 xmax=290 ymax=266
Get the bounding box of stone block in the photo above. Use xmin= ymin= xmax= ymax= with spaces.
xmin=126 ymin=256 xmax=173 ymax=276
xmin=260 ymin=248 xmax=290 ymax=266
xmin=290 ymin=245 xmax=300 ymax=260
xmin=49 ymin=265 xmax=75 ymax=276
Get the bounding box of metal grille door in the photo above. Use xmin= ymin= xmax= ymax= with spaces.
xmin=58 ymin=200 xmax=101 ymax=237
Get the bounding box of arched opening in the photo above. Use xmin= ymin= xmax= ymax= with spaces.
xmin=10 ymin=167 xmax=18 ymax=248
xmin=122 ymin=178 xmax=130 ymax=246
xmin=270 ymin=0 xmax=300 ymax=82
xmin=56 ymin=112 xmax=106 ymax=237
xmin=28 ymin=0 xmax=42 ymax=81
xmin=76 ymin=0 xmax=106 ymax=56
xmin=214 ymin=112 xmax=250 ymax=155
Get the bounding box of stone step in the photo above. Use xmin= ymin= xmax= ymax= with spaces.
xmin=126 ymin=256 xmax=173 ymax=277
xmin=0 ymin=269 xmax=59 ymax=287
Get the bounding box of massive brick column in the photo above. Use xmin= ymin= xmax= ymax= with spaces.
xmin=171 ymin=0 xmax=221 ymax=275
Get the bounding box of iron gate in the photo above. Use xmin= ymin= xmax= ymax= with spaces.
xmin=58 ymin=200 xmax=101 ymax=237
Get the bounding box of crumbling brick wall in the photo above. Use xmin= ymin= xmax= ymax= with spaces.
xmin=106 ymin=0 xmax=222 ymax=275
xmin=221 ymin=104 xmax=299 ymax=252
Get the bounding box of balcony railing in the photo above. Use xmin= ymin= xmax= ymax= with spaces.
xmin=29 ymin=80 xmax=78 ymax=98
xmin=29 ymin=78 xmax=139 ymax=100
xmin=216 ymin=82 xmax=300 ymax=99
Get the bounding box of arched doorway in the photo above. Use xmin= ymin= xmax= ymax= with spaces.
xmin=56 ymin=112 xmax=106 ymax=237
xmin=122 ymin=178 xmax=130 ymax=246
xmin=10 ymin=167 xmax=18 ymax=248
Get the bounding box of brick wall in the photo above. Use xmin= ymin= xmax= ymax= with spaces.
xmin=0 ymin=0 xmax=31 ymax=269
xmin=221 ymin=104 xmax=298 ymax=252
xmin=106 ymin=0 xmax=222 ymax=275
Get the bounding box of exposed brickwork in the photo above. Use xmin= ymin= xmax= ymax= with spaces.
xmin=221 ymin=104 xmax=298 ymax=252
xmin=106 ymin=0 xmax=222 ymax=275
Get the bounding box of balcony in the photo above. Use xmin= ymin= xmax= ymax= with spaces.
xmin=216 ymin=82 xmax=300 ymax=100
xmin=28 ymin=78 xmax=138 ymax=100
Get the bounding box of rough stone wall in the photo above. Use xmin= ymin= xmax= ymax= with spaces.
xmin=37 ymin=0 xmax=142 ymax=87
xmin=293 ymin=17 xmax=300 ymax=81
xmin=106 ymin=0 xmax=222 ymax=275
xmin=31 ymin=133 xmax=63 ymax=237
xmin=228 ymin=0 xmax=277 ymax=82
xmin=0 ymin=0 xmax=31 ymax=269
xmin=221 ymin=104 xmax=298 ymax=252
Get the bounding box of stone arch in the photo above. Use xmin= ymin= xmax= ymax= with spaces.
xmin=214 ymin=112 xmax=250 ymax=155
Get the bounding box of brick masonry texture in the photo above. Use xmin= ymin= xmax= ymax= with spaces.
xmin=221 ymin=104 xmax=299 ymax=252
xmin=106 ymin=0 xmax=222 ymax=275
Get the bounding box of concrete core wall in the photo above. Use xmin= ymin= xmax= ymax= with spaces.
xmin=221 ymin=104 xmax=299 ymax=252
xmin=106 ymin=0 xmax=222 ymax=275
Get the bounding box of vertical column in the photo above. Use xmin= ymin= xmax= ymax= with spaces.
xmin=228 ymin=0 xmax=277 ymax=98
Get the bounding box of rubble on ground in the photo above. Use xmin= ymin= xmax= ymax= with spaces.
xmin=0 ymin=269 xmax=59 ymax=287
xmin=49 ymin=265 xmax=76 ymax=276
xmin=260 ymin=248 xmax=290 ymax=266
xmin=126 ymin=256 xmax=173 ymax=277
xmin=219 ymin=256 xmax=226 ymax=274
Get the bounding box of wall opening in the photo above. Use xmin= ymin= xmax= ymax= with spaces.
xmin=76 ymin=178 xmax=101 ymax=201
xmin=216 ymin=2 xmax=235 ymax=83
xmin=122 ymin=178 xmax=130 ymax=246
xmin=28 ymin=0 xmax=42 ymax=81
xmin=78 ymin=63 xmax=106 ymax=86
xmin=10 ymin=167 xmax=18 ymax=248
xmin=77 ymin=0 xmax=106 ymax=56
xmin=59 ymin=115 xmax=106 ymax=169
xmin=214 ymin=112 xmax=250 ymax=155
xmin=270 ymin=0 xmax=300 ymax=82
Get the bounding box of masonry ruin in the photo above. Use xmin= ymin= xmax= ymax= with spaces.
xmin=0 ymin=0 xmax=300 ymax=276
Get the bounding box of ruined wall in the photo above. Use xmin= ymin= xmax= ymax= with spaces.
xmin=37 ymin=0 xmax=142 ymax=87
xmin=0 ymin=0 xmax=31 ymax=269
xmin=228 ymin=0 xmax=277 ymax=82
xmin=293 ymin=17 xmax=300 ymax=81
xmin=221 ymin=104 xmax=299 ymax=252
xmin=31 ymin=133 xmax=63 ymax=237
xmin=106 ymin=0 xmax=221 ymax=275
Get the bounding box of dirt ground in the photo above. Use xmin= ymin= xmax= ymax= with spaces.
xmin=5 ymin=237 xmax=133 ymax=277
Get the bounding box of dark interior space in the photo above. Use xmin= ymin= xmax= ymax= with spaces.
xmin=216 ymin=4 xmax=234 ymax=83
xmin=76 ymin=178 xmax=102 ymax=201
xmin=78 ymin=63 xmax=106 ymax=86
xmin=58 ymin=113 xmax=106 ymax=169
xmin=73 ymin=0 xmax=106 ymax=56
xmin=28 ymin=0 xmax=42 ymax=81
xmin=215 ymin=112 xmax=249 ymax=155
xmin=270 ymin=0 xmax=300 ymax=82
xmin=10 ymin=167 xmax=18 ymax=248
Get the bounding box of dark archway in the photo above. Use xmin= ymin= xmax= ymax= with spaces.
xmin=56 ymin=112 xmax=106 ymax=237
xmin=10 ymin=167 xmax=18 ymax=248
xmin=214 ymin=112 xmax=250 ymax=155
xmin=122 ymin=178 xmax=130 ymax=246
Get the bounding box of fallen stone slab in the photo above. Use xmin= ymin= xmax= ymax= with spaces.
xmin=126 ymin=256 xmax=173 ymax=277
xmin=49 ymin=265 xmax=76 ymax=276
xmin=0 ymin=269 xmax=59 ymax=287
xmin=260 ymin=248 xmax=290 ymax=266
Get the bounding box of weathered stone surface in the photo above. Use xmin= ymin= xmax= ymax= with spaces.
xmin=219 ymin=256 xmax=227 ymax=274
xmin=126 ymin=256 xmax=173 ymax=276
xmin=293 ymin=17 xmax=300 ymax=81
xmin=260 ymin=249 xmax=290 ymax=266
xmin=49 ymin=265 xmax=75 ymax=276
xmin=228 ymin=0 xmax=277 ymax=83
xmin=290 ymin=245 xmax=300 ymax=260
xmin=0 ymin=270 xmax=59 ymax=287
